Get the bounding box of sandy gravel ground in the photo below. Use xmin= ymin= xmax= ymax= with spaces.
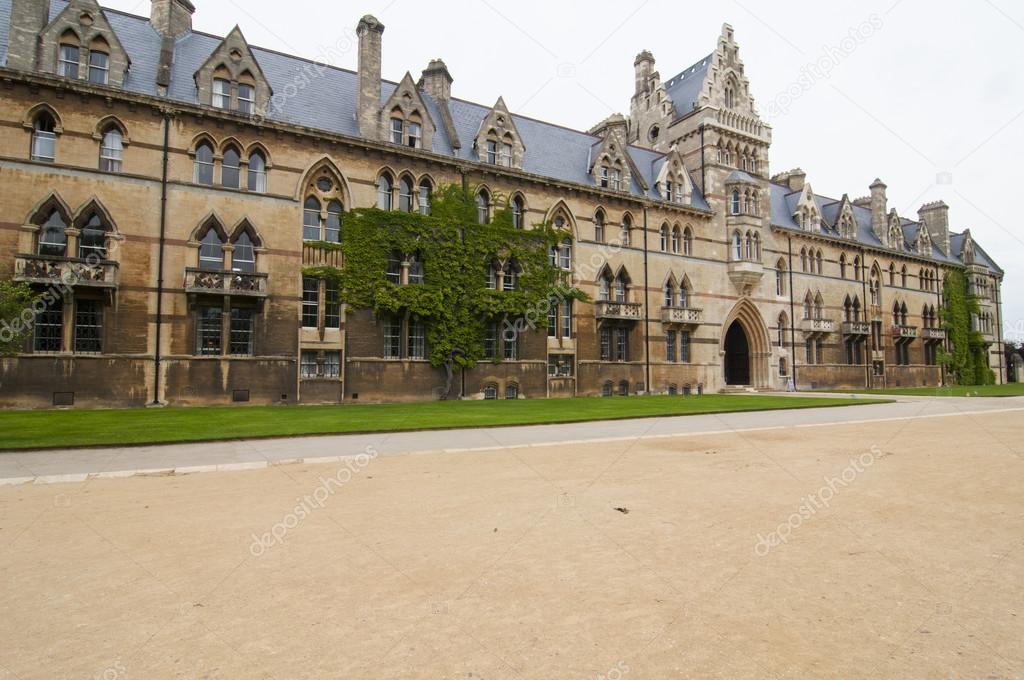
xmin=0 ymin=410 xmax=1021 ymax=679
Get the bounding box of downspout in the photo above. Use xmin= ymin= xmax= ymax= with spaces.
xmin=860 ymin=246 xmax=869 ymax=389
xmin=787 ymin=235 xmax=797 ymax=390
xmin=699 ymin=124 xmax=706 ymax=195
xmin=995 ymin=279 xmax=1004 ymax=384
xmin=152 ymin=110 xmax=171 ymax=406
xmin=935 ymin=265 xmax=945 ymax=386
xmin=642 ymin=205 xmax=651 ymax=393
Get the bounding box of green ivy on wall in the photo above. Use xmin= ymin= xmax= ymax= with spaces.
xmin=302 ymin=183 xmax=588 ymax=385
xmin=939 ymin=269 xmax=994 ymax=385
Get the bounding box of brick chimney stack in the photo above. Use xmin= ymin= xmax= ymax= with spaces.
xmin=150 ymin=0 xmax=195 ymax=38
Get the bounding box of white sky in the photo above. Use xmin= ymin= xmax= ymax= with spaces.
xmin=103 ymin=0 xmax=1024 ymax=342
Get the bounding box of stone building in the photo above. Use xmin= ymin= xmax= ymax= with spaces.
xmin=0 ymin=0 xmax=1006 ymax=407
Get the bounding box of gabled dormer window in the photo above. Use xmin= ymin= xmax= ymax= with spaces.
xmin=58 ymin=34 xmax=80 ymax=79
xmin=408 ymin=121 xmax=422 ymax=149
xmin=237 ymin=84 xmax=255 ymax=114
xmin=88 ymin=38 xmax=110 ymax=85
xmin=390 ymin=117 xmax=404 ymax=145
xmin=213 ymin=78 xmax=230 ymax=110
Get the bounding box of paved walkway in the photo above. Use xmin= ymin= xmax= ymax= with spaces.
xmin=2 ymin=395 xmax=1022 ymax=484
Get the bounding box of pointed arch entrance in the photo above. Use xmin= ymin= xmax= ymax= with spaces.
xmin=720 ymin=299 xmax=772 ymax=389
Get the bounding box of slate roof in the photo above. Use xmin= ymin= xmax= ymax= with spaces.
xmin=0 ymin=1 xmax=999 ymax=273
xmin=663 ymin=54 xmax=712 ymax=117
xmin=0 ymin=0 xmax=711 ymax=212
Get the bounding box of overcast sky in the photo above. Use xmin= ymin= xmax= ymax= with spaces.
xmin=105 ymin=0 xmax=1024 ymax=342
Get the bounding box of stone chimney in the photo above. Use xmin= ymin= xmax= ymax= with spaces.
xmin=419 ymin=58 xmax=452 ymax=103
xmin=150 ymin=0 xmax=195 ymax=38
xmin=869 ymin=179 xmax=887 ymax=244
xmin=918 ymin=200 xmax=950 ymax=255
xmin=7 ymin=0 xmax=49 ymax=70
xmin=357 ymin=15 xmax=385 ymax=139
xmin=771 ymin=168 xmax=805 ymax=192
xmin=634 ymin=50 xmax=655 ymax=95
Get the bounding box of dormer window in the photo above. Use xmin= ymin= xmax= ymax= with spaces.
xmin=236 ymin=84 xmax=255 ymax=114
xmin=500 ymin=140 xmax=513 ymax=167
xmin=486 ymin=139 xmax=498 ymax=164
xmin=59 ymin=38 xmax=80 ymax=79
xmin=213 ymin=78 xmax=230 ymax=110
xmin=390 ymin=117 xmax=404 ymax=144
xmin=88 ymin=49 xmax=109 ymax=85
xmin=408 ymin=121 xmax=422 ymax=149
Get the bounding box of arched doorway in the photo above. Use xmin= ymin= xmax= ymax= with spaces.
xmin=719 ymin=299 xmax=772 ymax=390
xmin=724 ymin=321 xmax=750 ymax=385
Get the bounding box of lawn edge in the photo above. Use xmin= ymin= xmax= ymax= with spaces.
xmin=0 ymin=398 xmax=890 ymax=453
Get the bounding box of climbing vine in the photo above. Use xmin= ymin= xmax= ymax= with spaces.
xmin=302 ymin=183 xmax=587 ymax=387
xmin=939 ymin=269 xmax=994 ymax=385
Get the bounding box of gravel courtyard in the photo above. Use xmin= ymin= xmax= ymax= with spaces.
xmin=1 ymin=407 xmax=1021 ymax=679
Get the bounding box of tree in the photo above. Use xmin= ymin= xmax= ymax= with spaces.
xmin=0 ymin=277 xmax=41 ymax=357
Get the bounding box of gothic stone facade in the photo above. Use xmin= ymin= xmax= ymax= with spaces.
xmin=0 ymin=0 xmax=1006 ymax=408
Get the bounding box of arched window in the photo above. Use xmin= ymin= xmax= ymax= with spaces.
xmin=870 ymin=268 xmax=881 ymax=306
xmin=602 ymin=381 xmax=613 ymax=397
xmin=671 ymin=226 xmax=681 ymax=253
xmin=594 ymin=210 xmax=605 ymax=242
xmin=892 ymin=302 xmax=902 ymax=326
xmin=194 ymin=141 xmax=214 ymax=185
xmin=844 ymin=296 xmax=854 ymax=322
xmin=900 ymin=302 xmax=908 ymax=326
xmin=325 ymin=200 xmax=343 ymax=243
xmin=31 ymin=112 xmax=58 ymax=163
xmin=731 ymin=190 xmax=741 ymax=215
xmin=199 ymin=229 xmax=224 ymax=271
xmin=232 ymin=231 xmax=255 ymax=273
xmin=398 ymin=175 xmax=414 ymax=212
xmin=803 ymin=293 xmax=813 ymax=320
xmin=419 ymin=180 xmax=433 ymax=216
xmin=303 ymin=197 xmax=321 ymax=241
xmin=800 ymin=248 xmax=808 ymax=272
xmin=779 ymin=357 xmax=788 ymax=376
xmin=682 ymin=226 xmax=693 ymax=256
xmin=618 ymin=380 xmax=630 ymax=396
xmin=236 ymin=73 xmax=256 ymax=114
xmin=88 ymin=37 xmax=110 ymax=85
xmin=559 ymin=238 xmax=572 ymax=270
xmin=839 ymin=253 xmax=847 ymax=279
xmin=814 ymin=294 xmax=824 ymax=320
xmin=476 ymin=190 xmax=490 ymax=224
xmin=58 ymin=31 xmax=80 ymax=78
xmin=502 ymin=260 xmax=518 ymax=291
xmin=853 ymin=256 xmax=862 ymax=281
xmin=663 ymin=282 xmax=675 ymax=308
xmin=732 ymin=231 xmax=743 ymax=261
xmin=247 ymin=151 xmax=267 ymax=193
xmin=78 ymin=213 xmax=107 ymax=260
xmin=853 ymin=296 xmax=861 ymax=322
xmin=660 ymin=224 xmax=669 ymax=251
xmin=775 ymin=259 xmax=787 ymax=296
xmin=744 ymin=231 xmax=753 ymax=260
xmin=889 ymin=263 xmax=896 ymax=286
xmin=213 ymin=76 xmax=230 ymax=110
xmin=679 ymin=280 xmax=689 ymax=308
xmin=221 ymin=145 xmax=241 ymax=189
xmin=614 ymin=273 xmax=628 ymax=303
xmin=598 ymin=271 xmax=612 ymax=301
xmin=621 ymin=214 xmax=632 ymax=246
xmin=377 ymin=172 xmax=394 ymax=210
xmin=38 ymin=209 xmax=68 ymax=257
xmin=753 ymin=233 xmax=761 ymax=260
xmin=511 ymin=195 xmax=524 ymax=228
xmin=777 ymin=312 xmax=788 ymax=348
xmin=901 ymin=265 xmax=908 ymax=288
xmin=815 ymin=250 xmax=824 ymax=275
xmin=408 ymin=253 xmax=425 ymax=285
xmin=99 ymin=126 xmax=123 ymax=173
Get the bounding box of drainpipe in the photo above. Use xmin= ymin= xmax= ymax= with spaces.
xmin=699 ymin=124 xmax=706 ymax=195
xmin=860 ymin=246 xmax=869 ymax=389
xmin=995 ymin=279 xmax=1004 ymax=384
xmin=935 ymin=266 xmax=945 ymax=386
xmin=787 ymin=235 xmax=797 ymax=391
xmin=642 ymin=205 xmax=651 ymax=393
xmin=152 ymin=110 xmax=171 ymax=406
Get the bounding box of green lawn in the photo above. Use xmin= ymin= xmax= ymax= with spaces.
xmin=0 ymin=394 xmax=887 ymax=451
xmin=836 ymin=384 xmax=1024 ymax=398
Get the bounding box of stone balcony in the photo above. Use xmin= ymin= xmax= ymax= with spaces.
xmin=892 ymin=325 xmax=919 ymax=340
xmin=841 ymin=321 xmax=871 ymax=336
xmin=184 ymin=268 xmax=269 ymax=298
xmin=594 ymin=300 xmax=642 ymax=321
xmin=801 ymin=318 xmax=835 ymax=335
xmin=661 ymin=306 xmax=703 ymax=326
xmin=922 ymin=328 xmax=947 ymax=341
xmin=14 ymin=254 xmax=118 ymax=289
xmin=727 ymin=260 xmax=764 ymax=292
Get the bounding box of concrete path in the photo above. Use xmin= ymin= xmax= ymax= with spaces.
xmin=2 ymin=394 xmax=1022 ymax=485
